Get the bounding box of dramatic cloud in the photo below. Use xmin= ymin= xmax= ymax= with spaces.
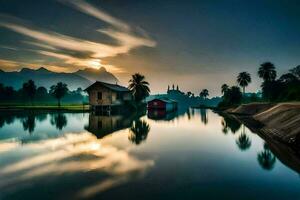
xmin=0 ymin=0 xmax=156 ymax=73
xmin=63 ymin=0 xmax=130 ymax=31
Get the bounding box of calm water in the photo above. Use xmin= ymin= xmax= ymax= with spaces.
xmin=0 ymin=109 xmax=300 ymax=200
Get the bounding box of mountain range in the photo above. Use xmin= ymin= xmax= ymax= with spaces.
xmin=0 ymin=67 xmax=119 ymax=90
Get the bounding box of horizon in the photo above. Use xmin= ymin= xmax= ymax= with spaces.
xmin=1 ymin=0 xmax=300 ymax=96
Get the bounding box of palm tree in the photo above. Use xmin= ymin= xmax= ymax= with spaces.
xmin=128 ymin=73 xmax=150 ymax=102
xmin=200 ymin=89 xmax=209 ymax=99
xmin=237 ymin=72 xmax=251 ymax=95
xmin=50 ymin=82 xmax=69 ymax=107
xmin=258 ymin=62 xmax=277 ymax=82
xmin=221 ymin=84 xmax=229 ymax=95
xmin=289 ymin=65 xmax=300 ymax=79
xmin=22 ymin=80 xmax=37 ymax=105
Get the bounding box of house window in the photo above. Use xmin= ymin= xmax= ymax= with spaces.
xmin=97 ymin=92 xmax=102 ymax=100
xmin=116 ymin=92 xmax=123 ymax=100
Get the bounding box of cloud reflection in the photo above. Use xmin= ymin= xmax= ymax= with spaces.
xmin=0 ymin=132 xmax=154 ymax=198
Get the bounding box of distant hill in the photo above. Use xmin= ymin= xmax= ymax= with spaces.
xmin=0 ymin=67 xmax=118 ymax=91
xmin=75 ymin=67 xmax=118 ymax=84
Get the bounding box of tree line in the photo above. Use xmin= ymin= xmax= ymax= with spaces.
xmin=218 ymin=63 xmax=300 ymax=108
xmin=0 ymin=80 xmax=86 ymax=106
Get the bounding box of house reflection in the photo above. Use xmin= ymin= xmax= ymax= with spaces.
xmin=85 ymin=110 xmax=146 ymax=139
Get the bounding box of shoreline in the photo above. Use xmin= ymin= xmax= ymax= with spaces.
xmin=0 ymin=105 xmax=91 ymax=112
xmin=225 ymin=102 xmax=300 ymax=144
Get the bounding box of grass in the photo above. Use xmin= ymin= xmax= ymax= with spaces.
xmin=0 ymin=103 xmax=90 ymax=111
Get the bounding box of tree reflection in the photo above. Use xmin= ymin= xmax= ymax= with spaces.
xmin=22 ymin=113 xmax=36 ymax=134
xmin=50 ymin=113 xmax=67 ymax=130
xmin=236 ymin=125 xmax=251 ymax=151
xmin=0 ymin=117 xmax=4 ymax=128
xmin=128 ymin=119 xmax=150 ymax=145
xmin=36 ymin=114 xmax=47 ymax=122
xmin=200 ymin=109 xmax=208 ymax=125
xmin=257 ymin=143 xmax=276 ymax=170
xmin=221 ymin=115 xmax=241 ymax=134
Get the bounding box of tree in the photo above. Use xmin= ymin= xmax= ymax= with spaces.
xmin=50 ymin=82 xmax=69 ymax=107
xmin=258 ymin=62 xmax=277 ymax=82
xmin=22 ymin=80 xmax=37 ymax=105
xmin=187 ymin=91 xmax=192 ymax=97
xmin=200 ymin=89 xmax=209 ymax=99
xmin=279 ymin=73 xmax=298 ymax=83
xmin=221 ymin=84 xmax=229 ymax=95
xmin=128 ymin=73 xmax=150 ymax=102
xmin=289 ymin=65 xmax=300 ymax=79
xmin=36 ymin=86 xmax=48 ymax=100
xmin=237 ymin=72 xmax=251 ymax=95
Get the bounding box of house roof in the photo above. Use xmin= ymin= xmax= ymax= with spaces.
xmin=149 ymin=97 xmax=177 ymax=104
xmin=84 ymin=81 xmax=130 ymax=92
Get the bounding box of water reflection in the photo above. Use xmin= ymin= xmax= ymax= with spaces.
xmin=50 ymin=113 xmax=68 ymax=130
xmin=257 ymin=143 xmax=276 ymax=170
xmin=128 ymin=119 xmax=150 ymax=145
xmin=0 ymin=133 xmax=154 ymax=199
xmin=200 ymin=109 xmax=208 ymax=125
xmin=147 ymin=109 xmax=178 ymax=121
xmin=1 ymin=110 xmax=300 ymax=199
xmin=85 ymin=110 xmax=146 ymax=140
xmin=22 ymin=113 xmax=36 ymax=134
xmin=235 ymin=125 xmax=252 ymax=151
xmin=220 ymin=114 xmax=241 ymax=134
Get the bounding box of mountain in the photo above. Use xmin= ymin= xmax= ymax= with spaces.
xmin=75 ymin=67 xmax=118 ymax=84
xmin=0 ymin=67 xmax=118 ymax=91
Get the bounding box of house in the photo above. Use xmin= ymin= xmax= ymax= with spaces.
xmin=84 ymin=81 xmax=132 ymax=111
xmin=147 ymin=97 xmax=178 ymax=112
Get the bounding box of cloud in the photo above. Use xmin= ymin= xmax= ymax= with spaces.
xmin=63 ymin=0 xmax=130 ymax=31
xmin=0 ymin=0 xmax=156 ymax=73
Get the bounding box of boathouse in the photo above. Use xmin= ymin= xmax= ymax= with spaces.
xmin=84 ymin=81 xmax=132 ymax=111
xmin=147 ymin=97 xmax=178 ymax=112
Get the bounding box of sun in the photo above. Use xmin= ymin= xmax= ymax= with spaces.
xmin=88 ymin=59 xmax=101 ymax=69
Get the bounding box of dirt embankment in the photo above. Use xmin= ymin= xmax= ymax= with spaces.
xmin=227 ymin=102 xmax=300 ymax=143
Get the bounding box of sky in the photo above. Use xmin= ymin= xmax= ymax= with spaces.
xmin=0 ymin=0 xmax=300 ymax=96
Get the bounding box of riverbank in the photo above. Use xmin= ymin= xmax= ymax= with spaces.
xmin=226 ymin=102 xmax=300 ymax=144
xmin=0 ymin=105 xmax=90 ymax=112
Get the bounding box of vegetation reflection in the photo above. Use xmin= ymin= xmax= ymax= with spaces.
xmin=220 ymin=115 xmax=241 ymax=134
xmin=235 ymin=126 xmax=251 ymax=151
xmin=50 ymin=113 xmax=68 ymax=130
xmin=128 ymin=119 xmax=150 ymax=145
xmin=22 ymin=113 xmax=36 ymax=134
xmin=257 ymin=143 xmax=276 ymax=170
xmin=200 ymin=109 xmax=208 ymax=125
